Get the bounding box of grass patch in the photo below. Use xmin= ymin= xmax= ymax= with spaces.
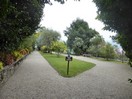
xmin=91 ymin=57 xmax=128 ymax=64
xmin=40 ymin=52 xmax=95 ymax=77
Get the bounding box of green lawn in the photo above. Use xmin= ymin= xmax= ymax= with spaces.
xmin=91 ymin=56 xmax=128 ymax=64
xmin=40 ymin=52 xmax=95 ymax=77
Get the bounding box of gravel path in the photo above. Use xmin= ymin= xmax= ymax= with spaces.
xmin=0 ymin=51 xmax=132 ymax=99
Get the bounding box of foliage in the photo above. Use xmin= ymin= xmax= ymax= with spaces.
xmin=103 ymin=43 xmax=116 ymax=60
xmin=19 ymin=33 xmax=40 ymax=51
xmin=73 ymin=37 xmax=84 ymax=55
xmin=0 ymin=61 xmax=3 ymax=71
xmin=41 ymin=46 xmax=48 ymax=53
xmin=93 ymin=0 xmax=132 ymax=66
xmin=88 ymin=40 xmax=116 ymax=60
xmin=0 ymin=31 xmax=38 ymax=66
xmin=37 ymin=27 xmax=61 ymax=52
xmin=51 ymin=0 xmax=80 ymax=4
xmin=5 ymin=54 xmax=15 ymax=65
xmin=88 ymin=35 xmax=105 ymax=57
xmin=90 ymin=35 xmax=105 ymax=46
xmin=64 ymin=18 xmax=98 ymax=54
xmin=40 ymin=52 xmax=95 ymax=77
xmin=19 ymin=49 xmax=29 ymax=55
xmin=113 ymin=45 xmax=128 ymax=62
xmin=12 ymin=51 xmax=23 ymax=61
xmin=52 ymin=41 xmax=67 ymax=56
xmin=0 ymin=0 xmax=45 ymax=52
xmin=0 ymin=48 xmax=30 ymax=66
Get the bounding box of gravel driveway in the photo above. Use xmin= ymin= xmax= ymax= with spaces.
xmin=0 ymin=51 xmax=132 ymax=99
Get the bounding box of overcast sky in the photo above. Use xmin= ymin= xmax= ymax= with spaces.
xmin=40 ymin=0 xmax=116 ymax=43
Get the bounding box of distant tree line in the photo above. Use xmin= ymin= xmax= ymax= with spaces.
xmin=64 ymin=18 xmax=128 ymax=61
xmin=93 ymin=0 xmax=132 ymax=66
xmin=37 ymin=27 xmax=67 ymax=56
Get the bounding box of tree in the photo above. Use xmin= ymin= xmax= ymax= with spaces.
xmin=37 ymin=27 xmax=61 ymax=52
xmin=73 ymin=37 xmax=84 ymax=55
xmin=52 ymin=41 xmax=67 ymax=57
xmin=0 ymin=0 xmax=45 ymax=52
xmin=93 ymin=0 xmax=132 ymax=66
xmin=114 ymin=48 xmax=128 ymax=63
xmin=64 ymin=18 xmax=98 ymax=53
xmin=89 ymin=35 xmax=105 ymax=57
xmin=19 ymin=32 xmax=40 ymax=51
xmin=104 ymin=43 xmax=116 ymax=61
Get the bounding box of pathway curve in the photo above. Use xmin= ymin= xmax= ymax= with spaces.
xmin=0 ymin=51 xmax=132 ymax=99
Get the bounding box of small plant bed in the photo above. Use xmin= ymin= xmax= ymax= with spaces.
xmin=40 ymin=52 xmax=95 ymax=77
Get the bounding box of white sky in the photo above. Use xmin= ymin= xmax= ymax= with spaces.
xmin=40 ymin=0 xmax=116 ymax=43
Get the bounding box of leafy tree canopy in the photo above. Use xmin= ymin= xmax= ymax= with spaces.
xmin=52 ymin=41 xmax=67 ymax=56
xmin=104 ymin=42 xmax=116 ymax=60
xmin=19 ymin=32 xmax=40 ymax=51
xmin=93 ymin=0 xmax=132 ymax=65
xmin=64 ymin=18 xmax=98 ymax=53
xmin=88 ymin=35 xmax=105 ymax=57
xmin=37 ymin=27 xmax=61 ymax=52
xmin=73 ymin=37 xmax=84 ymax=55
xmin=0 ymin=0 xmax=45 ymax=52
xmin=90 ymin=35 xmax=105 ymax=46
xmin=0 ymin=0 xmax=80 ymax=53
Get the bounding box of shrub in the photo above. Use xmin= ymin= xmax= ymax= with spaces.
xmin=20 ymin=49 xmax=27 ymax=55
xmin=41 ymin=46 xmax=48 ymax=53
xmin=6 ymin=54 xmax=15 ymax=65
xmin=0 ymin=61 xmax=3 ymax=71
xmin=12 ymin=51 xmax=23 ymax=61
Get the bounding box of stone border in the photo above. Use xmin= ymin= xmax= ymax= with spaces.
xmin=0 ymin=54 xmax=29 ymax=86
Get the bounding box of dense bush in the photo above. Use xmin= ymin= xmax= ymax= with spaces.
xmin=0 ymin=48 xmax=30 ymax=67
xmin=0 ymin=61 xmax=3 ymax=71
xmin=12 ymin=51 xmax=23 ymax=61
